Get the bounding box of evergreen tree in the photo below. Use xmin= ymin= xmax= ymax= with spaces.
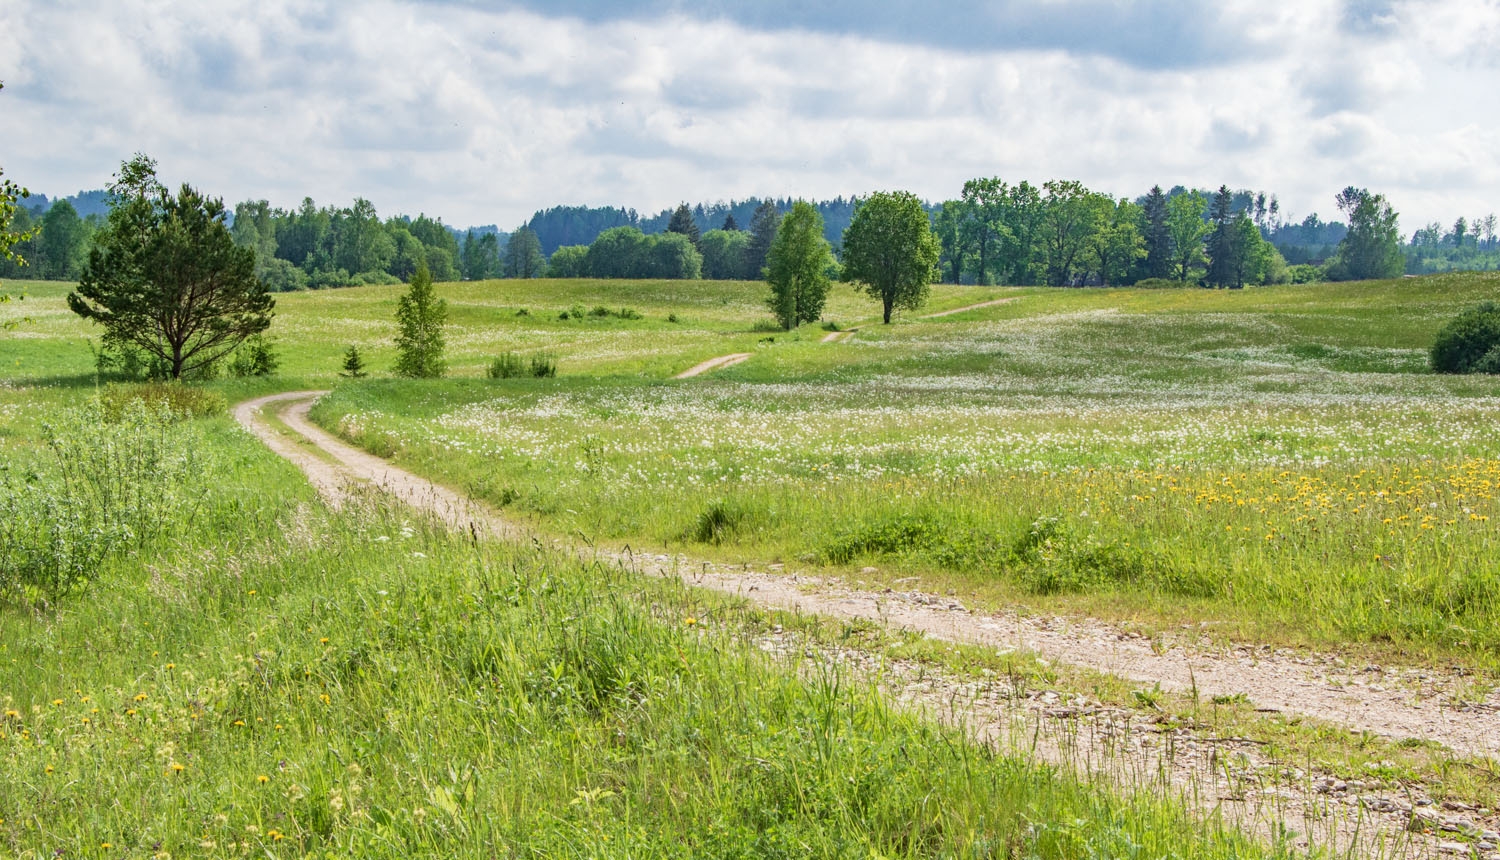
xmin=69 ymin=154 xmax=273 ymax=380
xmin=339 ymin=344 xmax=367 ymax=378
xmin=743 ymin=201 xmax=781 ymax=280
xmin=392 ymin=261 xmax=446 ymax=378
xmin=1140 ymin=185 xmax=1172 ymax=279
xmin=1205 ymin=186 xmax=1238 ymax=288
xmin=667 ymin=203 xmax=701 ymax=250
xmin=722 ymin=213 xmax=739 ymax=231
xmin=765 ymin=201 xmax=833 ymax=330
xmin=503 ymin=225 xmax=545 ymax=278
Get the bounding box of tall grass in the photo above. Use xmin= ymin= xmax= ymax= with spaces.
xmin=0 ymin=399 xmax=1285 ymax=858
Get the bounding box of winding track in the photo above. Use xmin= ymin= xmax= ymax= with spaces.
xmin=235 ymin=391 xmax=1500 ymax=763
xmin=918 ymin=297 xmax=1018 ymax=318
xmin=673 ymin=352 xmax=751 ymax=379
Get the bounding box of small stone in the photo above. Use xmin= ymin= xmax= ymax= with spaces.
xmin=1437 ymin=842 xmax=1468 ymax=855
xmin=1478 ymin=842 xmax=1496 ymax=852
xmin=860 ymin=566 xmax=879 ymax=575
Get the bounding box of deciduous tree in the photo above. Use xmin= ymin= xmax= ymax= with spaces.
xmin=841 ymin=191 xmax=940 ymax=324
xmin=1326 ymin=188 xmax=1403 ymax=281
xmin=68 ymin=155 xmax=273 ymax=380
xmin=392 ymin=261 xmax=446 ymax=377
xmin=765 ymin=201 xmax=833 ymax=330
xmin=1166 ymin=190 xmax=1210 ymax=282
xmin=1039 ymin=180 xmax=1104 ymax=287
xmin=1089 ymin=198 xmax=1145 ymax=287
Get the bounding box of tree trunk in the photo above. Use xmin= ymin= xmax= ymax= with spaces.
xmin=883 ymin=297 xmax=893 ymax=324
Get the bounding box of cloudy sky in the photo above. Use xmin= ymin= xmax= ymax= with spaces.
xmin=1 ymin=0 xmax=1496 ymax=232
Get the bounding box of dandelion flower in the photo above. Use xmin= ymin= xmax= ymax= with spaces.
xmin=257 ymin=774 xmax=270 ymax=784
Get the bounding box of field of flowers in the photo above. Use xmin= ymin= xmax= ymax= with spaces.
xmin=311 ymin=273 xmax=1500 ymax=663
xmin=0 ymin=391 xmax=1275 ymax=859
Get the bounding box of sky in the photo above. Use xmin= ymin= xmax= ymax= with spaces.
xmin=1 ymin=0 xmax=1497 ymax=233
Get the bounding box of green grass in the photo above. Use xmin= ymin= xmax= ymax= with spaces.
xmin=0 ymin=396 xmax=1287 ymax=859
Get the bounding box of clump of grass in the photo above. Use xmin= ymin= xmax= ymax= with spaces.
xmin=586 ymin=306 xmax=643 ymax=320
xmin=751 ymin=318 xmax=783 ymax=332
xmin=489 ymin=353 xmax=557 ymax=379
xmin=488 ymin=353 xmax=526 ymax=379
xmin=687 ymin=499 xmax=743 ymax=544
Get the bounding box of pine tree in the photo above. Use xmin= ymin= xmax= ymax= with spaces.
xmin=667 ymin=203 xmax=701 ymax=250
xmin=340 ymin=344 xmax=367 ymax=378
xmin=1140 ymin=185 xmax=1171 ymax=280
xmin=743 ymin=201 xmax=781 ymax=280
xmin=393 ymin=262 xmax=446 ymax=377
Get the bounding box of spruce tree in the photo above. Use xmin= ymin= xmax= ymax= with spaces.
xmin=1205 ymin=186 xmax=1237 ymax=289
xmin=393 ymin=261 xmax=446 ymax=377
xmin=667 ymin=203 xmax=701 ymax=250
xmin=1140 ymin=185 xmax=1172 ymax=280
xmin=340 ymin=344 xmax=367 ymax=378
xmin=722 ymin=213 xmax=739 ymax=231
xmin=743 ymin=201 xmax=781 ymax=280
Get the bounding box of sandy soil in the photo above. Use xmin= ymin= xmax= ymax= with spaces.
xmin=919 ymin=297 xmax=1018 ymax=318
xmin=673 ymin=352 xmax=751 ymax=378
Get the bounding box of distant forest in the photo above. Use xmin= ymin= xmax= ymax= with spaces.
xmin=3 ymin=181 xmax=1495 ymax=287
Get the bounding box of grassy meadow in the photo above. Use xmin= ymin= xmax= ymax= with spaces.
xmin=3 ymin=271 xmax=1500 ymax=856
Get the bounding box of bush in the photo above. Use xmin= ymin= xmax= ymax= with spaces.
xmin=751 ymin=318 xmax=783 ymax=332
xmin=228 ymin=335 xmax=278 ymax=377
xmin=350 ymin=270 xmax=402 ymax=286
xmin=1132 ymin=278 xmax=1186 ymax=290
xmin=1431 ymin=302 xmax=1500 ymax=374
xmin=0 ymin=401 xmax=216 ymax=601
xmin=99 ymin=382 xmax=225 ymax=421
xmin=1287 ymin=264 xmax=1324 ymax=284
xmin=1474 ymin=346 xmax=1500 ymax=375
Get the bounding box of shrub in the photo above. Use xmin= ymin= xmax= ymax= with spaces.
xmin=751 ymin=318 xmax=783 ymax=332
xmin=821 ymin=514 xmax=940 ymax=564
xmin=1287 ymin=264 xmax=1324 ymax=284
xmin=0 ymin=401 xmax=215 ymax=601
xmin=1131 ymin=278 xmax=1185 ymax=290
xmin=1431 ymin=302 xmax=1500 ymax=374
xmin=99 ymin=382 xmax=225 ymax=421
xmin=228 ymin=335 xmax=278 ymax=377
xmin=1474 ymin=346 xmax=1500 ymax=375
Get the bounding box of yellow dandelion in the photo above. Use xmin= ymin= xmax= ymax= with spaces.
xmin=233 ymin=719 xmax=246 ymax=727
xmin=3 ymin=709 xmax=18 ymax=719
xmin=126 ymin=709 xmax=137 ymax=716
xmin=101 ymin=843 xmax=113 ymax=850
xmin=256 ymin=774 xmax=269 ymax=784
xmin=319 ymin=637 xmax=329 ymax=644
xmin=134 ymin=693 xmax=148 ymax=702
xmin=170 ymin=762 xmax=186 ymax=773
xmin=684 ymin=617 xmax=697 ymax=626
xmin=319 ymin=693 xmax=331 ymax=705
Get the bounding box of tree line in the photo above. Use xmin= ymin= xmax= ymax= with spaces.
xmin=4 ymin=167 xmax=1486 ymax=288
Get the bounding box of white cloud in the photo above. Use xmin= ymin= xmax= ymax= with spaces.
xmin=0 ymin=0 xmax=1495 ymax=231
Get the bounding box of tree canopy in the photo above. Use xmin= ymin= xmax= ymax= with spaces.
xmin=841 ymin=191 xmax=940 ymax=324
xmin=68 ymin=155 xmax=273 ymax=380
